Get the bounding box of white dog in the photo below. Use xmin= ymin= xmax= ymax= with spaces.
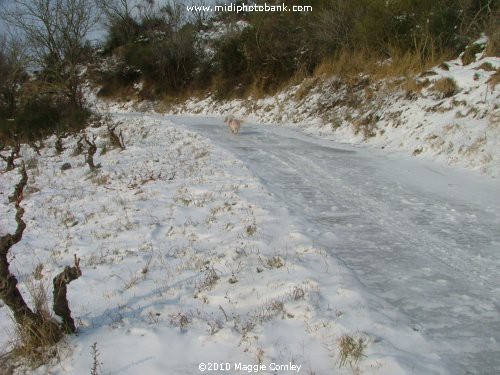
xmin=224 ymin=114 xmax=242 ymax=135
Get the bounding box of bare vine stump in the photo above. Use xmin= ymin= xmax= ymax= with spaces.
xmin=107 ymin=123 xmax=126 ymax=150
xmin=53 ymin=255 xmax=82 ymax=333
xmin=0 ymin=143 xmax=20 ymax=172
xmin=0 ymin=163 xmax=40 ymax=327
xmin=55 ymin=134 xmax=66 ymax=154
xmin=84 ymin=135 xmax=101 ymax=170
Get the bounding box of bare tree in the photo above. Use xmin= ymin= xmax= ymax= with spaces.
xmin=189 ymin=0 xmax=211 ymax=29
xmin=2 ymin=0 xmax=98 ymax=108
xmin=0 ymin=36 xmax=28 ymax=119
xmin=96 ymin=0 xmax=138 ymax=43
xmin=310 ymin=0 xmax=356 ymax=53
xmin=158 ymin=0 xmax=186 ymax=31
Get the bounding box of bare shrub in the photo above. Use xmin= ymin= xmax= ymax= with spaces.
xmin=32 ymin=263 xmax=44 ymax=280
xmin=291 ymin=286 xmax=305 ymax=300
xmin=196 ymin=265 xmax=219 ymax=293
xmin=121 ymin=270 xmax=141 ymax=290
xmin=207 ymin=319 xmax=224 ymax=335
xmin=90 ymin=342 xmax=102 ymax=375
xmin=264 ymin=255 xmax=285 ymax=269
xmin=353 ymin=113 xmax=378 ymax=139
xmin=485 ymin=19 xmax=499 ymax=57
xmin=169 ymin=312 xmax=190 ymax=331
xmin=26 ymin=278 xmax=50 ymax=318
xmin=246 ymin=224 xmax=256 ymax=236
xmin=256 ymin=299 xmax=286 ymax=322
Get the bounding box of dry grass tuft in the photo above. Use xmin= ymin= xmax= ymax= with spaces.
xmin=314 ymin=49 xmax=370 ymax=78
xmin=353 ymin=113 xmax=378 ymax=139
xmin=404 ymin=78 xmax=426 ymax=99
xmin=485 ymin=20 xmax=500 ymax=57
xmin=294 ymin=78 xmax=319 ymax=101
xmin=478 ymin=62 xmax=495 ymax=71
xmin=439 ymin=62 xmax=450 ymax=71
xmin=431 ymin=77 xmax=458 ymax=98
xmin=8 ymin=278 xmax=63 ymax=369
xmin=337 ymin=334 xmax=367 ymax=368
xmin=196 ymin=265 xmax=220 ymax=293
xmin=265 ymin=256 xmax=285 ymax=269
xmin=461 ymin=43 xmax=484 ymax=65
xmin=488 ymin=69 xmax=500 ymax=88
xmin=314 ymin=47 xmax=450 ymax=80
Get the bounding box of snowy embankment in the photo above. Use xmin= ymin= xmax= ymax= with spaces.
xmin=1 ymin=115 xmax=444 ymax=374
xmin=168 ymin=48 xmax=499 ymax=178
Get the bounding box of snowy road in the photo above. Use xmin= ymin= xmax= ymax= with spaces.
xmin=127 ymin=113 xmax=499 ymax=373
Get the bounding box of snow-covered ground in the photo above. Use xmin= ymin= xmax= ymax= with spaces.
xmin=1 ymin=39 xmax=498 ymax=374
xmin=1 ymin=114 xmax=448 ymax=374
xmin=163 ymin=114 xmax=500 ymax=374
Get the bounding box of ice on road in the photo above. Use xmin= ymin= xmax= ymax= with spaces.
xmin=158 ymin=114 xmax=500 ymax=374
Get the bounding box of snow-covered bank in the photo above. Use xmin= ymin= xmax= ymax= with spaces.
xmin=0 ymin=115 xmax=445 ymax=374
xmin=166 ymin=49 xmax=499 ymax=178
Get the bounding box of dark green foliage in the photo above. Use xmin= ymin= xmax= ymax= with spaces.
xmin=97 ymin=66 xmax=141 ymax=98
xmin=211 ymin=32 xmax=250 ymax=97
xmin=462 ymin=42 xmax=485 ymax=64
xmin=16 ymin=97 xmax=60 ymax=137
xmin=0 ymin=96 xmax=90 ymax=144
xmin=103 ymin=16 xmax=139 ymax=52
xmin=0 ymin=46 xmax=28 ymax=120
xmin=95 ymin=0 xmax=498 ymax=100
xmin=99 ymin=15 xmax=198 ymax=98
xmin=241 ymin=11 xmax=314 ymax=92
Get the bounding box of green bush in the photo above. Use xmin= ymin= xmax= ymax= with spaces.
xmin=0 ymin=96 xmax=91 ymax=143
xmin=93 ymin=0 xmax=498 ymax=100
xmin=104 ymin=16 xmax=141 ymax=53
xmin=99 ymin=16 xmax=198 ymax=98
xmin=210 ymin=32 xmax=250 ymax=97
